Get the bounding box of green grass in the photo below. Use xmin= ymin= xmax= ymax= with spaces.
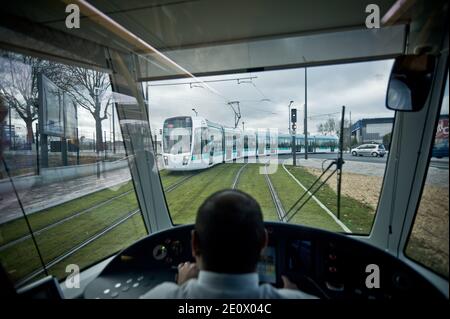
xmin=0 ymin=181 xmax=134 ymax=246
xmin=236 ymin=164 xmax=278 ymax=221
xmin=0 ymin=191 xmax=140 ymax=282
xmin=47 ymin=213 xmax=147 ymax=280
xmin=0 ymin=170 xmax=190 ymax=246
xmin=159 ymin=170 xmax=195 ymax=189
xmin=405 ymin=237 xmax=449 ymax=279
xmin=167 ymin=164 xmax=243 ymax=224
xmin=269 ymin=165 xmax=343 ymax=232
xmin=285 ymin=165 xmax=374 ymax=234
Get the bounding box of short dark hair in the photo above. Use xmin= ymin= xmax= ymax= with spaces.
xmin=195 ymin=189 xmax=266 ymax=274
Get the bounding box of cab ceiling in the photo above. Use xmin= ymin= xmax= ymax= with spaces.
xmin=1 ymin=0 xmax=407 ymax=79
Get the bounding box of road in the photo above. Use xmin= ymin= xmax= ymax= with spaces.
xmin=280 ymin=153 xmax=448 ymax=170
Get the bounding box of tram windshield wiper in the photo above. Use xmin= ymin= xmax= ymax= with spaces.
xmin=282 ymin=106 xmax=346 ymax=225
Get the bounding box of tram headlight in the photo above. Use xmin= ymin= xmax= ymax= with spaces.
xmin=182 ymin=156 xmax=189 ymax=165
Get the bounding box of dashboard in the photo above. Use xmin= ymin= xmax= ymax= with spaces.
xmin=83 ymin=222 xmax=445 ymax=299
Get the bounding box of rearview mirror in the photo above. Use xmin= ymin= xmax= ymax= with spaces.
xmin=386 ymin=54 xmax=436 ymax=112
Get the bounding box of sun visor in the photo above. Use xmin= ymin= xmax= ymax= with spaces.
xmin=138 ymin=25 xmax=406 ymax=81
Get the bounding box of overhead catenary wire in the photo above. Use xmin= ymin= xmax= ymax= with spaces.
xmin=147 ymin=70 xmax=278 ymax=127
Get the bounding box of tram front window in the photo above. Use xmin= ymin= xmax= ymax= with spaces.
xmin=162 ymin=117 xmax=192 ymax=155
xmin=152 ymin=61 xmax=397 ymax=233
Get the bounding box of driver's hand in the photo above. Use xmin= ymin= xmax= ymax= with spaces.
xmin=176 ymin=261 xmax=199 ymax=285
xmin=282 ymin=275 xmax=299 ymax=290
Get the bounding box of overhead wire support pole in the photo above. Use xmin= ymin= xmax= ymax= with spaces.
xmin=337 ymin=105 xmax=345 ymax=220
xmin=304 ymin=67 xmax=308 ymax=160
xmin=228 ymin=101 xmax=241 ymax=128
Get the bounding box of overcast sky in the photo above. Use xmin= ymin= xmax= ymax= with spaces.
xmin=147 ymin=59 xmax=397 ymax=136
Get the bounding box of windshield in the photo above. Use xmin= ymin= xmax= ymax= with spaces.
xmin=152 ymin=60 xmax=396 ymax=234
xmin=1 ymin=0 xmax=447 ymax=290
xmin=163 ymin=117 xmax=192 ymax=154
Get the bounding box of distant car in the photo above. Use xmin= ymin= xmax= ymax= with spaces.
xmin=351 ymin=143 xmax=386 ymax=157
xmin=431 ymin=139 xmax=449 ymax=158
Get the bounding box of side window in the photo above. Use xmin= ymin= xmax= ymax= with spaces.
xmin=405 ymin=74 xmax=449 ymax=278
xmin=0 ymin=51 xmax=148 ymax=286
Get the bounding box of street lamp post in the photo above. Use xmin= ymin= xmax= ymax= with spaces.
xmin=242 ymin=121 xmax=245 ymax=131
xmin=192 ymin=108 xmax=198 ymax=116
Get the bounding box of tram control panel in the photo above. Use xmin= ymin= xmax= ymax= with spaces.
xmin=83 ymin=222 xmax=445 ymax=299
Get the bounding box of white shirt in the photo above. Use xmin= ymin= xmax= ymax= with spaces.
xmin=140 ymin=270 xmax=318 ymax=299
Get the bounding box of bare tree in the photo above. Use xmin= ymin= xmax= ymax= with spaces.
xmin=316 ymin=117 xmax=337 ymax=136
xmin=62 ymin=67 xmax=111 ymax=152
xmin=0 ymin=53 xmax=63 ymax=146
xmin=317 ymin=123 xmax=325 ymax=135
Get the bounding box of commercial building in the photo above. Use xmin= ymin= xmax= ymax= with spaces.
xmin=351 ymin=117 xmax=394 ymax=145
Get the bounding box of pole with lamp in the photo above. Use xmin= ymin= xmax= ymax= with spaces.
xmin=192 ymin=108 xmax=198 ymax=117
xmin=291 ymin=108 xmax=297 ymax=166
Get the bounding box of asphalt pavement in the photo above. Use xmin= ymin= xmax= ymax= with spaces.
xmin=280 ymin=152 xmax=448 ymax=169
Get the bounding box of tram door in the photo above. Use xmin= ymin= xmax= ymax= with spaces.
xmin=244 ymin=136 xmax=249 ymax=161
xmin=209 ymin=135 xmax=214 ymax=165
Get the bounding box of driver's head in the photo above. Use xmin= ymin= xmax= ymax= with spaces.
xmin=192 ymin=189 xmax=267 ymax=274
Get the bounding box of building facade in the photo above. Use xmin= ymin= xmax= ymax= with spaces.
xmin=351 ymin=117 xmax=394 ymax=146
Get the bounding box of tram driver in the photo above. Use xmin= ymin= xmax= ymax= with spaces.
xmin=140 ymin=189 xmax=317 ymax=299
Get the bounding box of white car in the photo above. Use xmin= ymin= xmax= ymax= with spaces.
xmin=351 ymin=144 xmax=386 ymax=157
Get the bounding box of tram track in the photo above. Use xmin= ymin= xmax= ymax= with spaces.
xmin=164 ymin=173 xmax=199 ymax=193
xmin=17 ymin=208 xmax=141 ymax=287
xmin=0 ymin=172 xmax=197 ymax=252
xmin=231 ymin=163 xmax=248 ymax=189
xmin=263 ymin=164 xmax=287 ymax=222
xmin=15 ymin=168 xmax=215 ymax=285
xmin=0 ymin=189 xmax=135 ymax=252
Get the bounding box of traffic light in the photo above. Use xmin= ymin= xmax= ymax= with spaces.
xmin=291 ymin=108 xmax=297 ymax=123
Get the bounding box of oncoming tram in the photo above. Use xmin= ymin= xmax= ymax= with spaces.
xmin=162 ymin=116 xmax=338 ymax=170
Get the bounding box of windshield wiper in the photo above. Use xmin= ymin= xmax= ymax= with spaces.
xmin=281 ymin=158 xmax=344 ymax=223
xmin=282 ymin=106 xmax=346 ymax=224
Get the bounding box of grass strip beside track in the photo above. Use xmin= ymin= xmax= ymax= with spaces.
xmin=0 ymin=181 xmax=134 ymax=245
xmin=0 ymin=191 xmax=139 ymax=282
xmin=47 ymin=213 xmax=147 ymax=280
xmin=159 ymin=170 xmax=195 ymax=189
xmin=0 ymin=170 xmax=192 ymax=246
xmin=284 ymin=165 xmax=374 ymax=234
xmin=270 ymin=165 xmax=343 ymax=232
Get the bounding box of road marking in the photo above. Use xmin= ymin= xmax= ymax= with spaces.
xmin=282 ymin=164 xmax=352 ymax=233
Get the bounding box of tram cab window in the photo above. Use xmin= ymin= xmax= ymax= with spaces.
xmin=405 ymin=74 xmax=449 ymax=278
xmin=0 ymin=50 xmax=148 ymax=286
xmin=155 ymin=61 xmax=396 ymax=235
